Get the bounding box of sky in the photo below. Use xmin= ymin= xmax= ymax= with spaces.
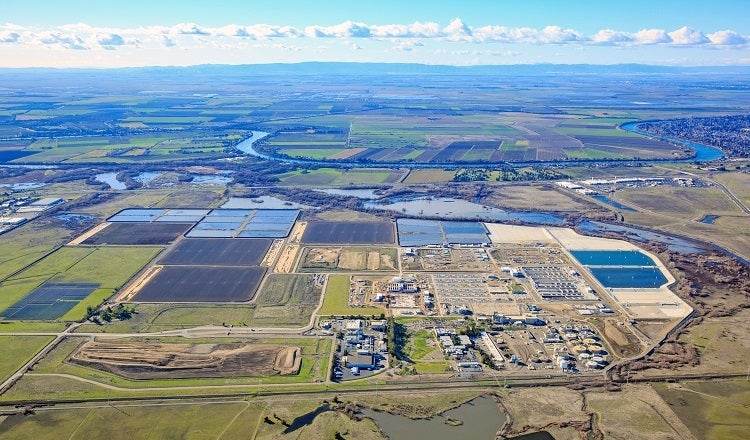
xmin=1 ymin=0 xmax=749 ymax=68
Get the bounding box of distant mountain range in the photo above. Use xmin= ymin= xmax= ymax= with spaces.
xmin=2 ymin=62 xmax=750 ymax=76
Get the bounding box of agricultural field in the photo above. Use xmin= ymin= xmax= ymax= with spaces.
xmin=615 ymin=186 xmax=750 ymax=260
xmin=301 ymin=221 xmax=395 ymax=245
xmin=257 ymin=111 xmax=685 ymax=164
xmin=0 ymin=401 xmax=268 ymax=440
xmin=0 ymin=336 xmax=55 ymax=383
xmin=0 ymin=246 xmax=161 ymax=321
xmin=0 ymin=220 xmax=74 ymax=280
xmin=278 ymin=167 xmax=404 ymax=186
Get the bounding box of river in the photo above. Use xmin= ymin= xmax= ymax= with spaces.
xmin=619 ymin=122 xmax=725 ymax=162
xmin=234 ymin=123 xmax=725 ymax=168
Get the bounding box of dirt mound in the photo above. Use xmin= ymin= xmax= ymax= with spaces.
xmin=274 ymin=346 xmax=301 ymax=375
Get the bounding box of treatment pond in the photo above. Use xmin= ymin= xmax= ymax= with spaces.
xmin=570 ymin=250 xmax=668 ymax=289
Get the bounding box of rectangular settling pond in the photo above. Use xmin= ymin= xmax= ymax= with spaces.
xmin=570 ymin=250 xmax=668 ymax=289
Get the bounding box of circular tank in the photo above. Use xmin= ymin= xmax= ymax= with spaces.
xmin=572 ymin=345 xmax=588 ymax=353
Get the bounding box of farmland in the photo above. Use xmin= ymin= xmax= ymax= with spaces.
xmin=0 ymin=246 xmax=161 ymax=321
xmin=0 ymin=64 xmax=749 ymax=440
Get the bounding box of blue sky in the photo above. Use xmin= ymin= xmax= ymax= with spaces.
xmin=1 ymin=0 xmax=749 ymax=67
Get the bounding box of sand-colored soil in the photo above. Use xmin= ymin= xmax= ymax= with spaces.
xmin=67 ymin=222 xmax=110 ymax=246
xmin=115 ymin=265 xmax=162 ymax=302
xmin=485 ymin=223 xmax=554 ymax=244
xmin=261 ymin=239 xmax=284 ymax=267
xmin=275 ymin=244 xmax=300 ymax=273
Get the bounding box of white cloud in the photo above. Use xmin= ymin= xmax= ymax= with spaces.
xmin=443 ymin=18 xmax=473 ymax=41
xmin=591 ymin=29 xmax=633 ymax=45
xmin=0 ymin=19 xmax=747 ymax=57
xmin=707 ymin=30 xmax=748 ymax=46
xmin=36 ymin=31 xmax=88 ymax=50
xmin=393 ymin=40 xmax=424 ymax=51
xmin=172 ymin=22 xmax=210 ymax=36
xmin=97 ymin=33 xmax=125 ymax=47
xmin=668 ymin=27 xmax=710 ymax=45
xmin=0 ymin=31 xmax=20 ymax=43
xmin=633 ymin=29 xmax=672 ymax=44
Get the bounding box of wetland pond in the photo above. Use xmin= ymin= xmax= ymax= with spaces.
xmin=94 ymin=172 xmax=126 ymax=190
xmin=362 ymin=395 xmax=506 ymax=440
xmin=364 ymin=197 xmax=564 ymax=225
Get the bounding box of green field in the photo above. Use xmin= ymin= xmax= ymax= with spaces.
xmin=252 ymin=274 xmax=323 ymax=327
xmin=279 ymin=148 xmax=347 ymax=159
xmin=653 ymin=381 xmax=750 ymax=439
xmin=0 ymin=401 xmax=265 ymax=440
xmin=279 ymin=168 xmax=402 ymax=186
xmin=564 ymin=147 xmax=629 ymax=159
xmin=318 ymin=275 xmax=383 ymax=316
xmin=0 ymin=336 xmax=55 ymax=383
xmin=0 ymin=222 xmax=73 ymax=280
xmin=14 ymin=133 xmax=239 ymax=163
xmin=0 ymin=246 xmax=162 ymax=321
xmin=413 ymin=361 xmax=450 ymax=374
xmin=0 ymin=335 xmax=333 ymax=401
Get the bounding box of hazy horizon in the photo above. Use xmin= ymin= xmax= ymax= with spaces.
xmin=2 ymin=0 xmax=749 ymax=68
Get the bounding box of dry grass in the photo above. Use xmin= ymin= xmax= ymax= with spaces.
xmin=587 ymin=384 xmax=696 ymax=439
xmin=485 ymin=184 xmax=596 ymax=212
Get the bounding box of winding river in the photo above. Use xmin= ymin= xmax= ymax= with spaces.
xmin=235 ymin=123 xmax=725 ymax=169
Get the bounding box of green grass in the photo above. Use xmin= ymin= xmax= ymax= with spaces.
xmin=318 ymin=275 xmax=383 ymax=316
xmin=278 ymin=168 xmax=343 ymax=185
xmin=279 ymin=148 xmax=347 ymax=159
xmin=0 ymin=321 xmax=67 ymax=333
xmin=564 ymin=147 xmax=630 ymax=159
xmin=0 ymin=223 xmax=73 ymax=280
xmin=122 ymin=116 xmax=214 ymax=124
xmin=413 ymin=361 xmax=450 ymax=374
xmin=652 ymin=381 xmax=750 ymax=439
xmin=402 ymin=149 xmax=425 ymax=160
xmin=0 ymin=401 xmax=264 ymax=440
xmin=0 ymin=246 xmax=162 ymax=321
xmin=5 ymin=335 xmax=333 ymax=400
xmin=252 ymin=274 xmax=322 ymax=327
xmin=0 ymin=335 xmax=55 ymax=383
xmin=409 ymin=329 xmax=438 ymax=360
